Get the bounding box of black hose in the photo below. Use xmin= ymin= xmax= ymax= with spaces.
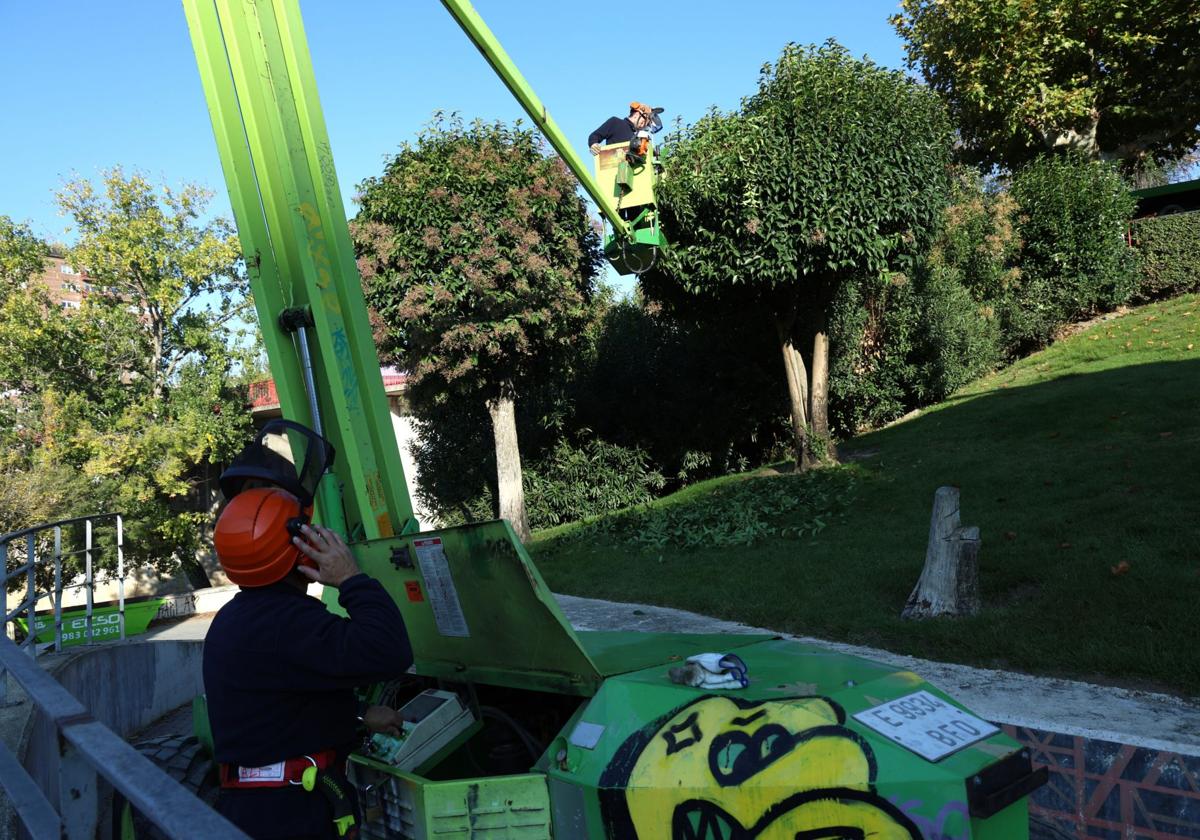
xmin=479 ymin=705 xmax=543 ymax=763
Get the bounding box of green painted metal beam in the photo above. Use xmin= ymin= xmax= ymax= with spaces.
xmin=438 ymin=0 xmax=631 ymax=239
xmin=182 ymin=0 xmax=417 ymax=540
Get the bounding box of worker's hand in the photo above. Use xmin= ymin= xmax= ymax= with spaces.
xmin=362 ymin=705 xmax=403 ymax=737
xmin=293 ymin=524 xmax=360 ymax=588
xmin=589 ymin=143 xmax=601 ymax=155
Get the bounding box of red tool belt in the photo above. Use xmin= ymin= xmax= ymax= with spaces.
xmin=219 ymin=749 xmax=339 ymax=788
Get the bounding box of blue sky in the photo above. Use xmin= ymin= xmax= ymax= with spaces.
xmin=1 ymin=0 xmax=907 ymax=282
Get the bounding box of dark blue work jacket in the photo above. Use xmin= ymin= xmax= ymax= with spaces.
xmin=588 ymin=115 xmax=636 ymax=147
xmin=203 ymin=573 xmax=413 ymax=840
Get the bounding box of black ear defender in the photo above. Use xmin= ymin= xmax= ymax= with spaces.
xmin=286 ymin=495 xmax=311 ymax=541
xmin=286 ymin=516 xmax=308 ymax=540
xmin=286 ymin=492 xmax=312 ymax=537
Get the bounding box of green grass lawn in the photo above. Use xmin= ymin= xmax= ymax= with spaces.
xmin=530 ymin=294 xmax=1200 ymax=697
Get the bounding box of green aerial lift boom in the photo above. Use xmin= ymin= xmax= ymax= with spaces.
xmin=159 ymin=1 xmax=1047 ymax=837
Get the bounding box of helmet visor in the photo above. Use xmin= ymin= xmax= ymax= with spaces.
xmin=219 ymin=419 xmax=335 ymax=504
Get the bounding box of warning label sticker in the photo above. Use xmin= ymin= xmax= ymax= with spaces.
xmin=413 ymin=538 xmax=469 ymax=638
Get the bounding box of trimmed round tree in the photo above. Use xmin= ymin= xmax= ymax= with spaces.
xmin=352 ymin=117 xmax=602 ymax=541
xmin=646 ymin=42 xmax=953 ymax=467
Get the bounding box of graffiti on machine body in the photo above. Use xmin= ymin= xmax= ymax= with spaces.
xmin=599 ymin=694 xmax=923 ymax=839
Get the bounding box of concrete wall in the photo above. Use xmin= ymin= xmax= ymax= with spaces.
xmin=390 ymin=409 xmax=438 ymax=530
xmin=18 ymin=641 xmax=204 ymax=831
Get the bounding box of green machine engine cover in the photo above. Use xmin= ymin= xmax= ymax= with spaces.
xmin=340 ymin=521 xmax=1038 ymax=838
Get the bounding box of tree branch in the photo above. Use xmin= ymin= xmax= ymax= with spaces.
xmin=1105 ymin=117 xmax=1200 ymax=161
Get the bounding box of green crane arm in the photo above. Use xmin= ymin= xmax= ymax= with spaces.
xmin=438 ymin=0 xmax=631 ymax=240
xmin=183 ymin=0 xmax=418 ymax=540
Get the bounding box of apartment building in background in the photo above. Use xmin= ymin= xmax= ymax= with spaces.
xmin=37 ymin=249 xmax=93 ymax=310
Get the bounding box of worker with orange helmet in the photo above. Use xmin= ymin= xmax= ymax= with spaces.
xmin=203 ymin=420 xmax=413 ymax=839
xmin=588 ymin=100 xmax=664 ymax=155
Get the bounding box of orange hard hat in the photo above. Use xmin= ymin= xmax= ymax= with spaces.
xmin=213 ymin=487 xmax=309 ymax=587
xmin=629 ymin=101 xmax=653 ymax=118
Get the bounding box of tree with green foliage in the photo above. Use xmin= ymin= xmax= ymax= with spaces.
xmin=0 ymin=171 xmax=255 ymax=587
xmin=0 ymin=216 xmax=49 ymax=297
xmin=352 ymin=117 xmax=603 ymax=541
xmin=647 ymin=42 xmax=953 ymax=467
xmin=892 ymin=0 xmax=1200 ymax=170
xmin=58 ymin=169 xmax=250 ymax=405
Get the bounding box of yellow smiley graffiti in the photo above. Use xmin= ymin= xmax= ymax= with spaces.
xmin=601 ymin=695 xmax=921 ymax=839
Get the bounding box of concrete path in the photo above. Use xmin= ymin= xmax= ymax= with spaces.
xmin=146 ymin=588 xmax=1200 ymax=756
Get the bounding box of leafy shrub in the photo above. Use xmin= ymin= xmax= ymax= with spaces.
xmin=571 ymin=297 xmax=787 ymax=483
xmin=408 ymin=407 xmax=497 ymax=527
xmin=927 ymin=170 xmax=1022 ymax=302
xmin=829 ymin=171 xmax=1006 ymax=433
xmin=912 ymin=268 xmax=1001 ymax=401
xmin=1004 ymin=154 xmax=1137 ymax=352
xmin=1130 ymin=211 xmax=1200 ymax=301
xmin=421 ymin=433 xmax=666 ymax=531
xmin=524 ymin=438 xmax=665 ymax=529
xmin=829 ymin=278 xmax=919 ymax=435
xmin=562 ymin=468 xmax=859 ymax=552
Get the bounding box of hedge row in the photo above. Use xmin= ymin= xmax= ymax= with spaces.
xmin=1131 ymin=211 xmax=1200 ymax=301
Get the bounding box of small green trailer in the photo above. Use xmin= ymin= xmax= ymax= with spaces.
xmin=17 ymin=596 xmax=165 ymax=648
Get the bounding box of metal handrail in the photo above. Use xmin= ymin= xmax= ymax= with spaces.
xmin=0 ymin=634 xmax=249 ymax=839
xmin=1 ymin=513 xmax=125 ymax=707
xmin=0 ymin=513 xmax=122 ymax=544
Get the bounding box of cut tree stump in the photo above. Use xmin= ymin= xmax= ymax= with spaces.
xmin=902 ymin=486 xmax=981 ymax=620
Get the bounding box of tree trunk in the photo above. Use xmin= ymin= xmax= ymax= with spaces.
xmin=179 ymin=556 xmax=212 ymax=590
xmin=486 ymin=390 xmax=531 ymax=543
xmin=1043 ymin=110 xmax=1101 ymax=159
xmin=810 ymin=325 xmax=836 ymax=462
xmin=774 ymin=313 xmax=813 ymax=471
xmin=902 ymin=486 xmax=981 ymax=620
xmin=150 ymin=307 xmax=165 ymax=405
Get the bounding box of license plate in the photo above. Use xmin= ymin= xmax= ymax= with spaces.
xmin=853 ymin=690 xmax=999 ymax=762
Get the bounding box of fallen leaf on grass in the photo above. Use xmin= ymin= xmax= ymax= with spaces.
xmin=1111 ymin=561 xmax=1131 ymax=577
xmin=1160 ymin=431 xmax=1174 ymax=439
xmin=1059 ymin=542 xmax=1072 ymax=549
xmin=1004 ymin=531 xmax=1017 ymax=541
xmin=1189 ymin=344 xmax=1194 ymax=351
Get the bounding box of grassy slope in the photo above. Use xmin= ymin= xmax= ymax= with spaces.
xmin=530 ymin=294 xmax=1200 ymax=696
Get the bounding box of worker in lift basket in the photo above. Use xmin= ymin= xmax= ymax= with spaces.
xmin=203 ymin=420 xmax=413 ymax=839
xmin=588 ymin=100 xmax=660 ymax=154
